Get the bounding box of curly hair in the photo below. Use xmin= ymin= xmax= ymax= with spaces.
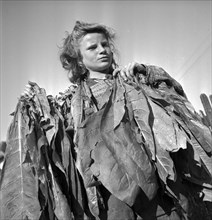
xmin=59 ymin=21 xmax=117 ymax=84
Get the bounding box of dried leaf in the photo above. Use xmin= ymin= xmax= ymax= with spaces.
xmin=30 ymin=82 xmax=56 ymax=145
xmin=0 ymin=102 xmax=40 ymax=220
xmin=148 ymin=98 xmax=187 ymax=153
xmin=71 ymin=86 xmax=83 ymax=133
xmin=124 ymin=83 xmax=156 ymax=160
xmin=155 ymin=147 xmax=176 ymax=183
xmin=76 ymin=87 xmax=158 ymax=208
xmin=187 ymin=119 xmax=212 ymax=153
xmin=0 ymin=141 xmax=6 ymax=180
xmin=113 ymin=79 xmax=126 ymax=129
xmin=55 ymin=111 xmax=70 ymax=172
xmin=47 ymin=162 xmax=72 ymax=220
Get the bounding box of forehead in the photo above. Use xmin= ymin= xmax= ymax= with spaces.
xmin=80 ymin=33 xmax=108 ymax=46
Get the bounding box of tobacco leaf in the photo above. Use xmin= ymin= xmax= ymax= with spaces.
xmin=29 ymin=82 xmax=56 ymax=145
xmin=113 ymin=79 xmax=126 ymax=129
xmin=47 ymin=158 xmax=72 ymax=220
xmin=47 ymin=111 xmax=69 ymax=191
xmin=0 ymin=102 xmax=41 ymax=220
xmin=75 ymin=109 xmax=104 ymax=217
xmin=53 ymin=109 xmax=70 ymax=173
xmin=0 ymin=83 xmax=89 ymax=219
xmin=124 ymin=82 xmax=187 ymax=183
xmin=71 ymin=86 xmax=83 ymax=132
xmin=187 ymin=119 xmax=212 ymax=153
xmin=36 ymin=132 xmax=55 ymax=219
xmin=154 ymin=83 xmax=212 ymax=154
xmin=155 ymin=147 xmax=176 ymax=183
xmin=76 ymin=85 xmax=158 ymax=208
xmin=0 ymin=141 xmax=6 ymax=181
xmin=34 ymin=84 xmax=90 ymax=219
xmin=148 ymin=97 xmax=187 ymax=153
xmin=167 ymin=108 xmax=212 ymax=196
xmin=141 ymin=82 xmax=211 ymax=184
xmin=163 ymin=98 xmax=212 ymax=180
xmin=34 ymin=89 xmax=78 ymax=219
xmin=67 ymin=140 xmax=88 ymax=219
xmin=124 ymin=83 xmax=156 ymax=160
xmin=184 ymin=135 xmax=212 ymax=195
xmin=146 ymin=82 xmax=212 ymax=202
xmin=34 ymin=103 xmax=74 ymax=219
xmin=100 ymin=86 xmax=158 ymax=203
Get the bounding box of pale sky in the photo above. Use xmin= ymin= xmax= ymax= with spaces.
xmin=0 ymin=1 xmax=211 ymax=141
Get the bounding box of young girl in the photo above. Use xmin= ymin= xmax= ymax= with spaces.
xmin=1 ymin=21 xmax=211 ymax=220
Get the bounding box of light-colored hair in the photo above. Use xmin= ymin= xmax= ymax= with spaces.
xmin=60 ymin=21 xmax=117 ymax=84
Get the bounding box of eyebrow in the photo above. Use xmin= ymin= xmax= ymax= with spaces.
xmin=86 ymin=43 xmax=97 ymax=49
xmin=88 ymin=40 xmax=108 ymax=46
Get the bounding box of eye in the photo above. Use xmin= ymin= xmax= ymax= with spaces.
xmin=102 ymin=42 xmax=109 ymax=47
xmin=87 ymin=45 xmax=97 ymax=50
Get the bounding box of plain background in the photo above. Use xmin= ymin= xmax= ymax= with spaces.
xmin=0 ymin=0 xmax=211 ymax=141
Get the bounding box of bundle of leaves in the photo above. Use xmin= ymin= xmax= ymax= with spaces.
xmin=0 ymin=83 xmax=93 ymax=220
xmin=73 ymin=77 xmax=212 ymax=219
xmin=0 ymin=78 xmax=211 ymax=220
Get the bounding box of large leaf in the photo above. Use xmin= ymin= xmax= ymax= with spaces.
xmin=124 ymin=82 xmax=186 ymax=182
xmin=124 ymin=83 xmax=156 ymax=160
xmin=33 ymin=83 xmax=91 ymax=219
xmin=0 ymin=102 xmax=40 ymax=220
xmin=113 ymin=79 xmax=126 ymax=129
xmin=76 ymin=86 xmax=158 ymax=208
xmin=53 ymin=109 xmax=71 ymax=173
xmin=153 ymin=83 xmax=212 ymax=154
xmin=31 ymin=86 xmax=82 ymax=219
xmin=47 ymin=157 xmax=72 ymax=220
xmin=163 ymin=103 xmax=212 ymax=184
xmin=71 ymin=85 xmax=83 ymax=133
xmin=67 ymin=140 xmax=89 ymax=219
xmin=0 ymin=141 xmax=6 ymax=181
xmin=155 ymin=147 xmax=176 ymax=183
xmin=30 ymin=82 xmax=56 ymax=145
xmin=148 ymin=97 xmax=187 ymax=153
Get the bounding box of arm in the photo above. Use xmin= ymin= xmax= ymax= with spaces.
xmin=113 ymin=62 xmax=186 ymax=98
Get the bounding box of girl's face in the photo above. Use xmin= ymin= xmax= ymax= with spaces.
xmin=79 ymin=33 xmax=113 ymax=74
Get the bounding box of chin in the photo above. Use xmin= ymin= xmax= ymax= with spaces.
xmin=98 ymin=64 xmax=112 ymax=72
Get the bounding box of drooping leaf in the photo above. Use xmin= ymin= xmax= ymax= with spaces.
xmin=71 ymin=86 xmax=84 ymax=133
xmin=124 ymin=83 xmax=156 ymax=160
xmin=76 ymin=86 xmax=158 ymax=208
xmin=36 ymin=132 xmax=55 ymax=220
xmin=143 ymin=80 xmax=212 ymax=202
xmin=124 ymin=82 xmax=186 ymax=183
xmin=34 ymin=109 xmax=73 ymax=220
xmin=113 ymin=79 xmax=126 ymax=129
xmin=0 ymin=141 xmax=6 ymax=181
xmin=67 ymin=140 xmax=89 ymax=219
xmin=148 ymin=97 xmax=187 ymax=153
xmin=47 ymin=159 xmax=72 ymax=220
xmin=54 ymin=109 xmax=71 ymax=172
xmin=186 ymin=119 xmax=212 ymax=153
xmin=163 ymin=100 xmax=212 ymax=178
xmin=154 ymin=83 xmax=212 ymax=154
xmin=155 ymin=146 xmax=176 ymax=183
xmin=29 ymin=82 xmax=56 ymax=145
xmin=0 ymin=102 xmax=40 ymax=220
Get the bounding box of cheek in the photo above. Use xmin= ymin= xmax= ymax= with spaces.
xmin=83 ymin=52 xmax=95 ymax=63
xmin=82 ymin=54 xmax=96 ymax=69
xmin=107 ymin=49 xmax=113 ymax=58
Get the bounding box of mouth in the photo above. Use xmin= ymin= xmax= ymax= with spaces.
xmin=98 ymin=56 xmax=109 ymax=61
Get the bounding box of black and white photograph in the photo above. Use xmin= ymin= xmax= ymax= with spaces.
xmin=0 ymin=1 xmax=211 ymax=219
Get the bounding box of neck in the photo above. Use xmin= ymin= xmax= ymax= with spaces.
xmin=89 ymin=70 xmax=110 ymax=80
